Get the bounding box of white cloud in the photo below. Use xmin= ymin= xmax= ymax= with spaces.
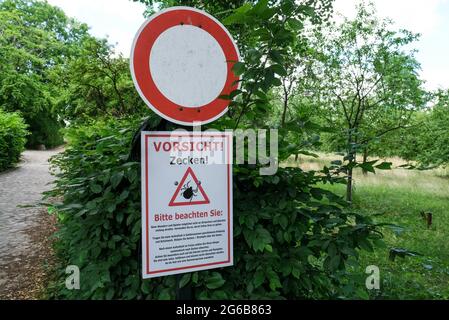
xmin=47 ymin=0 xmax=147 ymax=56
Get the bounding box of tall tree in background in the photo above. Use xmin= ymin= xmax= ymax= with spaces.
xmin=305 ymin=1 xmax=426 ymax=202
xmin=414 ymin=90 xmax=449 ymax=167
xmin=54 ymin=37 xmax=147 ymax=122
xmin=0 ymin=0 xmax=90 ymax=147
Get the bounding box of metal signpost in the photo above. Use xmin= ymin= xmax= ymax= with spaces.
xmin=130 ymin=6 xmax=240 ymax=287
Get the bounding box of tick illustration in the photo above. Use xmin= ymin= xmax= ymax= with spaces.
xmin=180 ymin=180 xmax=199 ymax=202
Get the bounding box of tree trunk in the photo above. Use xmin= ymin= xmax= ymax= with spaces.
xmin=346 ymin=129 xmax=356 ymax=203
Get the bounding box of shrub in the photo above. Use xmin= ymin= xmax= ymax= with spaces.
xmin=48 ymin=117 xmax=381 ymax=299
xmin=0 ymin=109 xmax=28 ymax=171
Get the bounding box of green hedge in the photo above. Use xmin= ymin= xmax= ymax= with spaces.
xmin=0 ymin=109 xmax=28 ymax=171
xmin=48 ymin=118 xmax=381 ymax=299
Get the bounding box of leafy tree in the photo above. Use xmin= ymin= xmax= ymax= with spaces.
xmin=303 ymin=1 xmax=427 ymax=201
xmin=0 ymin=0 xmax=90 ymax=147
xmin=411 ymin=90 xmax=449 ymax=167
xmin=355 ymin=111 xmax=424 ymax=162
xmin=47 ymin=0 xmax=383 ymax=300
xmin=53 ymin=37 xmax=147 ymax=122
xmin=133 ymin=0 xmax=334 ymax=130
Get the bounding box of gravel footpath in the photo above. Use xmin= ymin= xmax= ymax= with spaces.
xmin=0 ymin=149 xmax=62 ymax=299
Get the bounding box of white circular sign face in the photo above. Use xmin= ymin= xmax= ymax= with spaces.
xmin=150 ymin=25 xmax=227 ymax=108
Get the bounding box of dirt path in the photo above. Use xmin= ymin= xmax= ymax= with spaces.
xmin=0 ymin=149 xmax=62 ymax=299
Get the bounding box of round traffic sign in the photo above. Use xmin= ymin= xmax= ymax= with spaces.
xmin=130 ymin=7 xmax=241 ymax=126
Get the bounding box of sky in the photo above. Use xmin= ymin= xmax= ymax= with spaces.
xmin=46 ymin=0 xmax=449 ymax=90
xmin=334 ymin=0 xmax=449 ymax=90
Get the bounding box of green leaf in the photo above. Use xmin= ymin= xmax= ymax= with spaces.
xmin=287 ymin=18 xmax=304 ymax=30
xmin=375 ymin=161 xmax=392 ymax=170
xmin=158 ymin=288 xmax=171 ymax=300
xmin=211 ymin=290 xmax=228 ymax=299
xmin=279 ymin=216 xmax=288 ymax=230
xmin=121 ymin=247 xmax=131 ymax=257
xmin=253 ymin=269 xmax=265 ymax=288
xmin=252 ymin=0 xmax=268 ymax=15
xmin=356 ymin=288 xmax=370 ymax=300
xmin=266 ymin=269 xmax=282 ymax=291
xmin=358 ymin=162 xmax=376 ymax=173
xmin=268 ymin=50 xmax=284 ymax=64
xmin=251 ymin=225 xmax=273 ymax=252
xmin=205 ymin=272 xmax=225 ymax=289
xmin=218 ymin=94 xmax=230 ymax=100
xmin=119 ymin=190 xmax=129 ymax=201
xmin=110 ymin=171 xmax=124 ymax=189
xmin=292 ymin=267 xmax=300 ymax=279
xmin=330 ymin=254 xmax=341 ymax=270
xmin=328 ymin=243 xmax=337 ymax=257
xmin=310 ymin=188 xmax=323 ymax=200
xmin=89 ymin=183 xmax=102 ymax=194
xmin=280 ymin=263 xmax=292 ymax=276
xmin=107 ymin=203 xmax=116 ymax=213
xmin=232 ymin=62 xmax=245 ymax=76
xmin=358 ymin=238 xmax=374 ymax=252
xmin=116 ymin=211 xmax=124 ymax=223
xmin=178 ymin=273 xmax=191 ymax=288
xmin=141 ymin=281 xmax=150 ymax=294
xmin=105 ymin=287 xmax=114 ymax=300
xmin=222 ymin=4 xmax=252 ymax=25
xmin=191 ymin=272 xmax=199 ymax=284
xmin=270 ymin=64 xmax=288 ymax=76
xmin=254 ymin=90 xmax=268 ymax=100
xmin=272 ymin=77 xmax=282 ymax=86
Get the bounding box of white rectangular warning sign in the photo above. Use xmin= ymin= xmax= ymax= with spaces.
xmin=141 ymin=131 xmax=233 ymax=278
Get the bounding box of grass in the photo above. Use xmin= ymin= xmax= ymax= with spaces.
xmin=285 ymin=153 xmax=449 ymax=299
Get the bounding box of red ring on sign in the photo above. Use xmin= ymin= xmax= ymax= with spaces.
xmin=131 ymin=8 xmax=240 ymax=125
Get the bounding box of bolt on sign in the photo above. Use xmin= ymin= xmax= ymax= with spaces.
xmin=141 ymin=131 xmax=233 ymax=278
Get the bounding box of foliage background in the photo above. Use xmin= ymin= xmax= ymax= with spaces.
xmin=0 ymin=0 xmax=445 ymax=300
xmin=48 ymin=117 xmax=381 ymax=299
xmin=0 ymin=109 xmax=28 ymax=171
